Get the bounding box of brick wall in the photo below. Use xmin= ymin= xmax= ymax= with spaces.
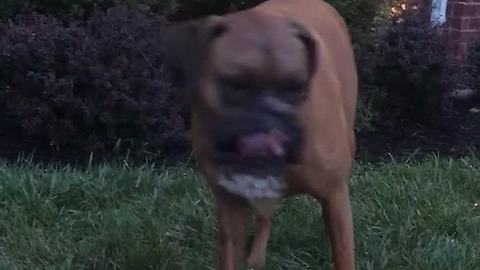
xmin=446 ymin=0 xmax=480 ymax=58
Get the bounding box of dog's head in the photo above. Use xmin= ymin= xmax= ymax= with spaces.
xmin=164 ymin=11 xmax=318 ymax=188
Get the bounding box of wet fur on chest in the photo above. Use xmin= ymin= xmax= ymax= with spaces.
xmin=218 ymin=173 xmax=287 ymax=215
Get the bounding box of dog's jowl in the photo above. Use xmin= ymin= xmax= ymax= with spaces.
xmin=164 ymin=0 xmax=358 ymax=269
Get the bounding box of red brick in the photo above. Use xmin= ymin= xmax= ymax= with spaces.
xmin=448 ymin=17 xmax=469 ymax=29
xmin=452 ymin=2 xmax=467 ymax=17
xmin=449 ymin=2 xmax=480 ymax=17
xmin=445 ymin=41 xmax=469 ymax=60
xmin=442 ymin=1 xmax=480 ymax=59
xmin=472 ymin=5 xmax=480 ymax=16
xmin=456 ymin=42 xmax=472 ymax=59
xmin=447 ymin=2 xmax=455 ymax=17
xmin=467 ymin=17 xmax=480 ymax=29
xmin=449 ymin=29 xmax=480 ymax=43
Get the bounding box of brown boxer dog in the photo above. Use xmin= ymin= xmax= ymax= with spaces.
xmin=164 ymin=0 xmax=358 ymax=269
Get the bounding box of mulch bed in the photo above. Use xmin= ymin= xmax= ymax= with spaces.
xmin=356 ymin=101 xmax=480 ymax=161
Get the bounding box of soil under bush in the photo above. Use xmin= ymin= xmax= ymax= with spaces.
xmin=356 ymin=99 xmax=480 ymax=161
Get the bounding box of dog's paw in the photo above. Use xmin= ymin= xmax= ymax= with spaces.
xmin=246 ymin=254 xmax=266 ymax=270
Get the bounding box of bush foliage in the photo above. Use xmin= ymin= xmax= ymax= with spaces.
xmin=0 ymin=7 xmax=186 ymax=157
xmin=0 ymin=1 xmax=464 ymax=159
xmin=1 ymin=0 xmax=392 ymax=29
xmin=357 ymin=3 xmax=454 ymax=127
xmin=466 ymin=42 xmax=480 ymax=93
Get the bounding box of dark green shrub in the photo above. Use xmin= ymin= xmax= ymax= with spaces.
xmin=329 ymin=0 xmax=393 ymax=29
xmin=2 ymin=0 xmax=442 ymax=160
xmin=0 ymin=0 xmax=18 ymax=20
xmin=161 ymin=0 xmax=393 ymax=28
xmin=352 ymin=27 xmax=384 ymax=132
xmin=365 ymin=4 xmax=454 ymax=126
xmin=0 ymin=0 xmax=253 ymax=21
xmin=0 ymin=0 xmax=115 ymax=21
xmin=466 ymin=42 xmax=480 ymax=93
xmin=1 ymin=0 xmax=392 ymax=28
xmin=0 ymin=7 xmax=186 ymax=158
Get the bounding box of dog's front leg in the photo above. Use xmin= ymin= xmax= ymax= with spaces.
xmin=215 ymin=191 xmax=251 ymax=270
xmin=315 ymin=183 xmax=355 ymax=270
xmin=246 ymin=213 xmax=272 ymax=269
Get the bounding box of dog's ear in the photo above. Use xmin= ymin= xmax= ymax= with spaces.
xmin=288 ymin=20 xmax=318 ymax=78
xmin=162 ymin=16 xmax=228 ymax=94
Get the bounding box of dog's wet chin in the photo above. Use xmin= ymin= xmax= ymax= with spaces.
xmin=218 ymin=173 xmax=286 ymax=200
xmin=213 ymin=129 xmax=292 ymax=209
xmin=218 ymin=173 xmax=287 ymax=215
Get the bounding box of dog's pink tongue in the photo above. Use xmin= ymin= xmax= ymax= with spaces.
xmin=237 ymin=130 xmax=288 ymax=158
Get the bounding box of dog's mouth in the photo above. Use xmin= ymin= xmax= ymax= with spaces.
xmin=237 ymin=129 xmax=288 ymax=158
xmin=213 ymin=108 xmax=303 ymax=169
xmin=213 ymin=128 xmax=290 ymax=173
xmin=213 ymin=128 xmax=293 ymax=203
xmin=211 ymin=109 xmax=302 ymax=204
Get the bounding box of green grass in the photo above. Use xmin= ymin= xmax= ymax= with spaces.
xmin=0 ymin=156 xmax=479 ymax=269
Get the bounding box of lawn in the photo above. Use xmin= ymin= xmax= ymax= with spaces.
xmin=0 ymin=156 xmax=479 ymax=270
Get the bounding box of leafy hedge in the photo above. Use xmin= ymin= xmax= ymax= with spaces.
xmin=0 ymin=1 xmax=462 ymax=160
xmin=1 ymin=0 xmax=392 ymax=29
xmin=466 ymin=42 xmax=480 ymax=94
xmin=0 ymin=7 xmax=186 ymax=158
xmin=355 ymin=2 xmax=455 ymax=129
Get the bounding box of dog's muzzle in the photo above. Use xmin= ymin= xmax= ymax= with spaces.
xmin=211 ymin=95 xmax=303 ymax=207
xmin=213 ymin=95 xmax=302 ymax=162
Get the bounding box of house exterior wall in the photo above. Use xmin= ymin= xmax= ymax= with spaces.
xmin=446 ymin=0 xmax=480 ymax=57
